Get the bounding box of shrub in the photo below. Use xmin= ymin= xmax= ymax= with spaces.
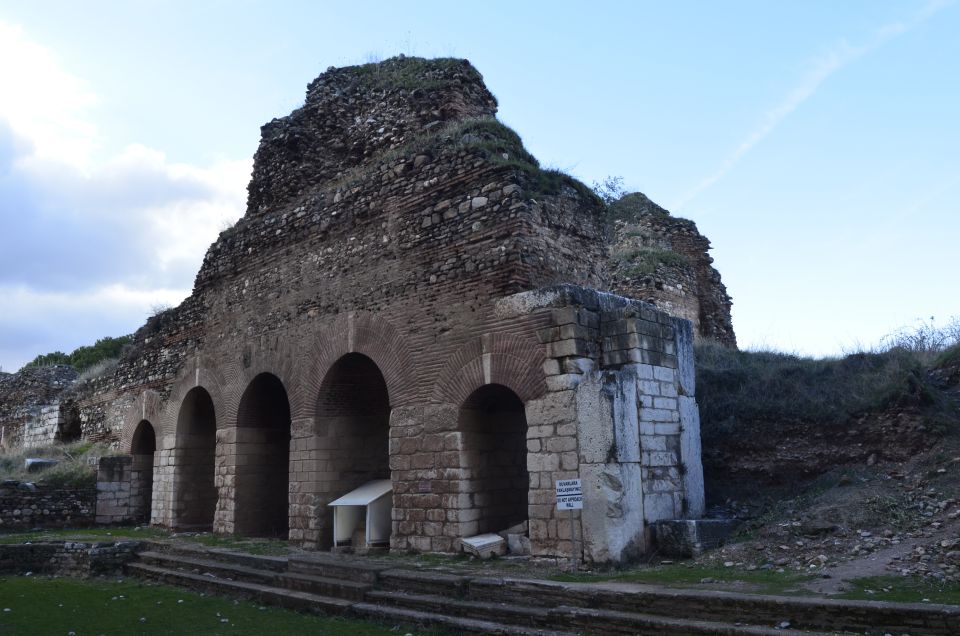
xmin=695 ymin=343 xmax=933 ymax=432
xmin=24 ymin=335 xmax=132 ymax=373
xmin=0 ymin=441 xmax=114 ymax=488
xmin=614 ymin=247 xmax=690 ymax=277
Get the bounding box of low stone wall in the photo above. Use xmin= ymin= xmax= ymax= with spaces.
xmin=0 ymin=482 xmax=96 ymax=530
xmin=0 ymin=541 xmax=143 ymax=576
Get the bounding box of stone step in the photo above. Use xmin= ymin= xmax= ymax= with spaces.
xmin=125 ymin=562 xmax=351 ymax=615
xmin=350 ymin=601 xmax=579 ymax=636
xmin=288 ymin=554 xmax=388 ymax=583
xmin=277 ymin=571 xmax=371 ymax=601
xmin=366 ymin=590 xmax=837 ymax=636
xmin=138 ymin=550 xmax=278 ymax=585
xmin=378 ymin=567 xmax=470 ymax=596
xmin=127 ymin=562 xmax=570 ymax=636
xmin=152 ymin=543 xmax=288 ymax=572
xmin=466 ymin=577 xmax=960 ymax=636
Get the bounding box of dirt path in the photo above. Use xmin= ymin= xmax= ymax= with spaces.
xmin=804 ymin=516 xmax=960 ymax=594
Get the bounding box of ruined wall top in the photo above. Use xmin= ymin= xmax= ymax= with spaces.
xmin=247 ymin=56 xmax=498 ymax=216
xmin=606 ymin=192 xmax=736 ymax=346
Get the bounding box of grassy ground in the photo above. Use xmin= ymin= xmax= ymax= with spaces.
xmin=0 ymin=575 xmax=438 ymax=635
xmin=190 ymin=534 xmax=291 ymax=556
xmin=0 ymin=526 xmax=170 ymax=544
xmin=551 ymin=563 xmax=813 ymax=596
xmin=840 ymin=575 xmax=960 ymax=605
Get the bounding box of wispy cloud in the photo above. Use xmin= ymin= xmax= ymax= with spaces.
xmin=673 ymin=0 xmax=954 ymax=211
xmin=0 ymin=21 xmax=249 ymax=370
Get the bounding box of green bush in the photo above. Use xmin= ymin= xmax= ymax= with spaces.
xmin=695 ymin=343 xmax=934 ymax=432
xmin=24 ymin=335 xmax=132 ymax=372
xmin=614 ymin=247 xmax=690 ymax=277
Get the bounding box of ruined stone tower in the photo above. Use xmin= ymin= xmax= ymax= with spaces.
xmin=9 ymin=57 xmax=713 ymax=563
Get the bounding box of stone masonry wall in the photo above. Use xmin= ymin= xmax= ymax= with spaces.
xmin=0 ymin=541 xmax=142 ymax=577
xmin=96 ymin=455 xmax=153 ymax=524
xmin=488 ymin=286 xmax=703 ymax=562
xmin=0 ymin=365 xmax=77 ymax=449
xmin=607 ymin=193 xmax=735 ymax=347
xmin=0 ymin=482 xmax=95 ymax=530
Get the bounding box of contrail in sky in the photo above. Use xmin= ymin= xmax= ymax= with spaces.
xmin=673 ymin=0 xmax=954 ymax=212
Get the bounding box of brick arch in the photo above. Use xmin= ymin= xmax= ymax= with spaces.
xmin=158 ymin=357 xmax=232 ymax=440
xmin=433 ymin=332 xmax=547 ymax=406
xmin=295 ymin=310 xmax=417 ymax=417
xmin=213 ymin=347 xmax=299 ymax=427
xmin=119 ymin=389 xmax=163 ymax=452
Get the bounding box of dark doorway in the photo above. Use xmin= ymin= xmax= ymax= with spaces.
xmin=131 ymin=420 xmax=156 ymax=524
xmin=235 ymin=373 xmax=291 ymax=538
xmin=315 ymin=353 xmax=390 ymax=548
xmin=175 ymin=387 xmax=217 ymax=530
xmin=458 ymin=384 xmax=529 ymax=535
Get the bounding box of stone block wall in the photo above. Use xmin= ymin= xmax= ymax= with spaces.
xmin=494 ymin=285 xmax=704 ymax=562
xmin=0 ymin=482 xmax=95 ymax=530
xmin=95 ymin=454 xmax=154 ymax=524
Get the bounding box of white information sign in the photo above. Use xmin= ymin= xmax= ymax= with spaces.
xmin=555 ymin=478 xmax=583 ymax=510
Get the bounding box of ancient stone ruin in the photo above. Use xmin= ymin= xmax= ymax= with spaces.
xmin=1 ymin=57 xmax=737 ymax=563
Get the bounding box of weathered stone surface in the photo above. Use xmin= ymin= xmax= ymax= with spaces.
xmin=0 ymin=481 xmax=95 ymax=530
xmin=606 ymin=192 xmax=736 ymax=347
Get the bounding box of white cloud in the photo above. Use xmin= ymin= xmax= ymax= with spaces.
xmin=0 ymin=21 xmax=99 ymax=168
xmin=0 ymin=21 xmax=249 ymax=371
xmin=673 ymin=0 xmax=954 ymax=211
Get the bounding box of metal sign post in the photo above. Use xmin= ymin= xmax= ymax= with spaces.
xmin=555 ymin=478 xmax=583 ymax=570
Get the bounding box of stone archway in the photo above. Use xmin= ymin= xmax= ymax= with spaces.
xmin=458 ymin=384 xmax=529 ymax=536
xmin=234 ymin=373 xmax=291 ymax=538
xmin=314 ymin=353 xmax=391 ymax=548
xmin=130 ymin=420 xmax=156 ymax=524
xmin=174 ymin=387 xmax=217 ymax=530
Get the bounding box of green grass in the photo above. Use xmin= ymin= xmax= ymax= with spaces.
xmin=190 ymin=534 xmax=291 ymax=556
xmin=0 ymin=575 xmax=435 ymax=635
xmin=614 ymin=247 xmax=690 ymax=277
xmin=551 ymin=563 xmax=811 ymax=596
xmin=0 ymin=441 xmax=115 ymax=488
xmin=346 ymin=55 xmax=486 ymax=95
xmin=935 ymin=343 xmax=960 ymax=370
xmin=840 ymin=575 xmax=960 ymax=605
xmin=695 ymin=344 xmax=943 ymax=432
xmin=0 ymin=526 xmax=170 ymax=544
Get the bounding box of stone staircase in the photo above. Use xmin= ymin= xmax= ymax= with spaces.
xmin=125 ymin=545 xmax=960 ymax=635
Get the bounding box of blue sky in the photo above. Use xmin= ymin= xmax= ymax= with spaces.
xmin=0 ymin=0 xmax=957 ymax=371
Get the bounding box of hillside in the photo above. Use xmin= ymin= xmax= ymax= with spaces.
xmin=691 ymin=337 xmax=960 ymax=592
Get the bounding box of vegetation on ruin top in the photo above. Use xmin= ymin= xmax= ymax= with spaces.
xmin=24 ymin=335 xmax=132 ymax=374
xmin=341 ymin=55 xmax=487 ymax=95
xmin=0 ymin=441 xmax=114 ymax=488
xmin=612 ymin=246 xmax=691 ymax=277
xmin=330 ymin=115 xmax=603 ymax=206
xmin=594 ymin=176 xmax=698 ymax=228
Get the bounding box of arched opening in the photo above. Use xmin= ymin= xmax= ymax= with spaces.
xmin=458 ymin=384 xmax=529 ymax=535
xmin=235 ymin=373 xmax=291 ymax=538
xmin=315 ymin=353 xmax=390 ymax=548
xmin=175 ymin=387 xmax=217 ymax=530
xmin=55 ymin=404 xmax=81 ymax=443
xmin=130 ymin=420 xmax=156 ymax=524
